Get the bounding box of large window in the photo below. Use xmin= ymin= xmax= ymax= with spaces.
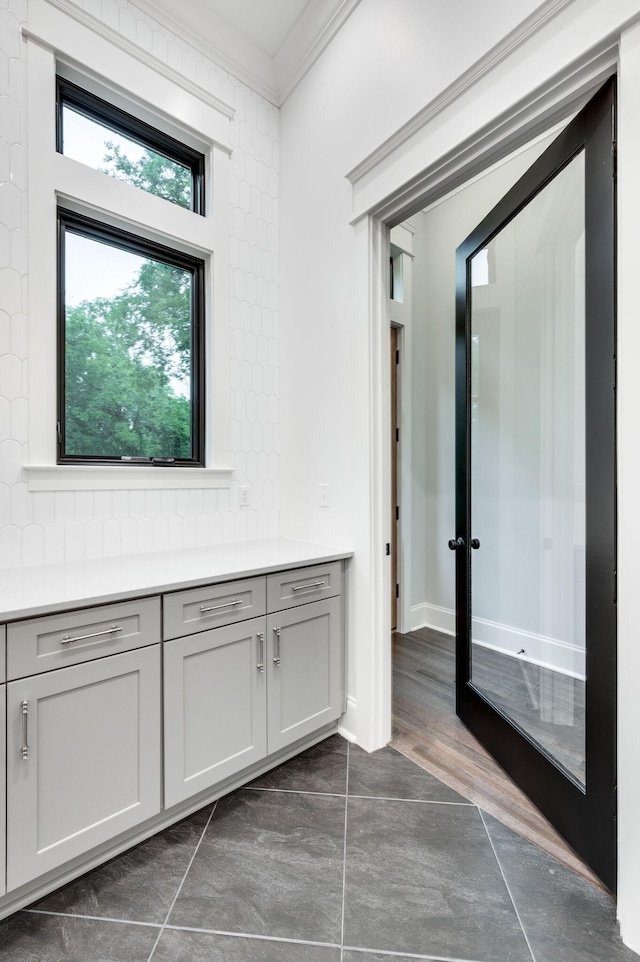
xmin=58 ymin=210 xmax=205 ymax=466
xmin=26 ymin=1 xmax=233 ymax=490
xmin=55 ymin=79 xmax=207 ymax=468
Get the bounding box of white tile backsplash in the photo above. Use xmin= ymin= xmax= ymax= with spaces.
xmin=84 ymin=518 xmax=104 ymax=558
xmin=0 ymin=523 xmax=22 ymax=566
xmin=0 ymin=0 xmax=280 ymax=569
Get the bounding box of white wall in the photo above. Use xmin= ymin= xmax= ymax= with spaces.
xmin=278 ymin=0 xmax=640 ymax=950
xmin=278 ymin=0 xmax=546 ymax=747
xmin=0 ymin=0 xmax=280 ymax=567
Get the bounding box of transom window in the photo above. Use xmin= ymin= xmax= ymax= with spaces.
xmin=58 ymin=210 xmax=205 ymax=466
xmin=56 ymin=77 xmax=205 ymax=213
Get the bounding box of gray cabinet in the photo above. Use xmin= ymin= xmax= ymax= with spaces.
xmin=267 ymin=597 xmax=342 ymax=753
xmin=163 ymin=577 xmax=266 ymax=640
xmin=0 ymin=680 xmax=5 ymax=900
xmin=163 ymin=565 xmax=344 ymax=805
xmin=163 ymin=616 xmax=267 ymax=808
xmin=0 ymin=554 xmax=347 ymax=917
xmin=6 ymin=645 xmax=161 ymax=891
xmin=0 ymin=628 xmax=6 ymax=898
xmin=7 ymin=597 xmax=160 ymax=679
xmin=266 ymin=561 xmax=342 ymax=612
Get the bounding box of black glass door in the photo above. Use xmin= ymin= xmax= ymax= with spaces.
xmin=453 ymin=79 xmax=616 ymax=889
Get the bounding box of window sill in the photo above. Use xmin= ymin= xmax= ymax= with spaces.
xmin=25 ymin=464 xmax=234 ymax=492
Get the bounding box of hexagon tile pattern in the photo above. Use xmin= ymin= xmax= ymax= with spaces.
xmin=0 ymin=0 xmax=280 ymax=568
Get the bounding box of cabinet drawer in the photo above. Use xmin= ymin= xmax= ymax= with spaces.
xmin=267 ymin=562 xmax=342 ymax=612
xmin=0 ymin=625 xmax=5 ymax=683
xmin=7 ymin=597 xmax=161 ymax=680
xmin=163 ymin=577 xmax=266 ymax=640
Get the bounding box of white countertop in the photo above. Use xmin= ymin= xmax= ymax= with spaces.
xmin=0 ymin=538 xmax=353 ymax=622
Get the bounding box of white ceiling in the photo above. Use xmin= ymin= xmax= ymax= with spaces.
xmin=141 ymin=0 xmax=361 ymax=105
xmin=203 ymin=0 xmax=314 ymax=59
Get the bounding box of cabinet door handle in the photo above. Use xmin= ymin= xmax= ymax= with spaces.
xmin=273 ymin=626 xmax=281 ymax=666
xmin=60 ymin=624 xmax=123 ymax=645
xmin=291 ymin=580 xmax=325 ymax=592
xmin=199 ymin=598 xmax=241 ymax=614
xmin=257 ymin=632 xmax=265 ymax=672
xmin=21 ymin=700 xmax=29 ymax=760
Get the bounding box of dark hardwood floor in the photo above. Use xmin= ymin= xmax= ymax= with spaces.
xmin=391 ymin=625 xmax=603 ymax=889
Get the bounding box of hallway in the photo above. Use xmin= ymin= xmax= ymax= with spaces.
xmin=0 ymin=733 xmax=634 ymax=961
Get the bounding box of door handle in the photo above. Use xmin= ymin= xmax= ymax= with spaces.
xmin=273 ymin=626 xmax=281 ymax=666
xmin=448 ymin=537 xmax=480 ymax=550
xmin=199 ymin=598 xmax=241 ymax=614
xmin=21 ymin=700 xmax=29 ymax=760
xmin=60 ymin=624 xmax=123 ymax=645
xmin=257 ymin=632 xmax=265 ymax=672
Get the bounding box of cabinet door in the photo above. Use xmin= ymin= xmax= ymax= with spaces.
xmin=267 ymin=597 xmax=342 ymax=753
xmin=0 ymin=684 xmax=5 ymax=898
xmin=163 ymin=616 xmax=267 ymax=808
xmin=6 ymin=645 xmax=161 ymax=891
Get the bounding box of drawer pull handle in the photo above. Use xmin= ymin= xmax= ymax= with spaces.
xmin=21 ymin=700 xmax=29 ymax=760
xmin=291 ymin=580 xmax=326 ymax=592
xmin=60 ymin=624 xmax=123 ymax=646
xmin=273 ymin=626 xmax=281 ymax=666
xmin=257 ymin=632 xmax=265 ymax=672
xmin=199 ymin=598 xmax=242 ymax=614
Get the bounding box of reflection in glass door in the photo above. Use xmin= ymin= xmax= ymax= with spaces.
xmin=453 ymin=79 xmax=616 ymax=889
xmin=470 ymin=153 xmax=586 ymax=787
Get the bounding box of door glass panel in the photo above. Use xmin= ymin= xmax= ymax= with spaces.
xmin=470 ymin=151 xmax=586 ymax=787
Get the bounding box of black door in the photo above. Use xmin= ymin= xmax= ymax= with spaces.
xmin=452 ymin=79 xmax=616 ymax=889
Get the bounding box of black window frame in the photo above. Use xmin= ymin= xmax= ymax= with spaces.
xmin=57 ymin=207 xmax=206 ymax=468
xmin=56 ymin=76 xmax=206 ymax=215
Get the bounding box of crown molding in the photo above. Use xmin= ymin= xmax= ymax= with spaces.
xmin=132 ymin=0 xmax=277 ymax=103
xmin=24 ymin=0 xmax=235 ymax=120
xmin=346 ymin=0 xmax=577 ymax=185
xmin=130 ymin=0 xmax=360 ymax=106
xmin=275 ymin=0 xmax=362 ymax=104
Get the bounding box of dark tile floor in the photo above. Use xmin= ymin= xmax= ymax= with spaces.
xmin=0 ymin=735 xmax=636 ymax=962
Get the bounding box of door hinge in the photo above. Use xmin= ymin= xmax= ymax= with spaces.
xmin=396 ymin=505 xmax=399 ymax=521
xmin=385 ymin=543 xmax=390 ymax=556
xmin=395 ymin=583 xmax=399 ymax=599
xmin=396 ymin=349 xmax=400 ymax=365
xmin=612 ymin=101 xmax=616 ymax=144
xmin=396 ymin=427 xmax=399 ymax=442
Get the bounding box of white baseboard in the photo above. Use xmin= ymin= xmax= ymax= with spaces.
xmin=472 ymin=616 xmax=585 ymax=679
xmin=410 ymin=602 xmax=455 ymax=635
xmin=409 ymin=603 xmax=585 ymax=679
xmin=338 ymin=695 xmax=359 ymax=744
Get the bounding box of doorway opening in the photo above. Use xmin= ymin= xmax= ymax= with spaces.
xmin=388 ymin=101 xmax=614 ymax=888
